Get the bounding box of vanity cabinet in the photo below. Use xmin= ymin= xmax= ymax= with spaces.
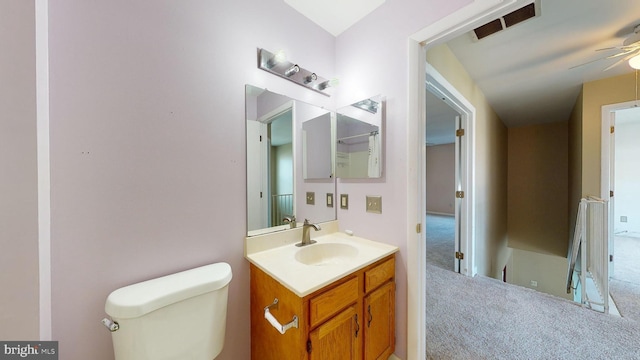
xmin=250 ymin=255 xmax=395 ymax=360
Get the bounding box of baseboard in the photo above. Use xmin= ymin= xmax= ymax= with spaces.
xmin=388 ymin=354 xmax=401 ymax=360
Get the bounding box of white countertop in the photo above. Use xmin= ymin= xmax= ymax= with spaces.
xmin=245 ymin=228 xmax=398 ymax=297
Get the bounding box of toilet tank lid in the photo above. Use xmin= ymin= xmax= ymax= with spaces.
xmin=105 ymin=262 xmax=232 ymax=319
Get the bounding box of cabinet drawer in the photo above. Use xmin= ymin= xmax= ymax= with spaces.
xmin=364 ymin=257 xmax=394 ymax=293
xmin=309 ymin=277 xmax=358 ymax=328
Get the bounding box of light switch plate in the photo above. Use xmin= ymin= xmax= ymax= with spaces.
xmin=366 ymin=195 xmax=382 ymax=214
xmin=306 ymin=192 xmax=315 ymax=205
xmin=326 ymin=193 xmax=333 ymax=207
xmin=340 ymin=194 xmax=349 ymax=209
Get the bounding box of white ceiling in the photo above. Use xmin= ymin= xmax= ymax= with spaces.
xmin=446 ymin=0 xmax=640 ymax=128
xmin=283 ymin=0 xmax=385 ymax=36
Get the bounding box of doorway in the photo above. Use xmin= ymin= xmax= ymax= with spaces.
xmin=606 ymin=105 xmax=640 ymax=320
xmin=407 ymin=2 xmax=531 ymax=358
xmin=425 ymin=63 xmax=476 ymax=277
xmin=425 ymin=89 xmax=460 ymax=272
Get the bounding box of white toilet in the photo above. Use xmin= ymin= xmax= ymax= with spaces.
xmin=103 ymin=262 xmax=232 ymax=360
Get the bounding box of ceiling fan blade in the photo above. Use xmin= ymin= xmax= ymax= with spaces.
xmin=602 ymin=51 xmax=639 ymax=71
xmin=596 ymin=46 xmax=624 ymax=51
xmin=570 ymin=49 xmax=636 ymax=69
xmin=570 ymin=53 xmax=624 ymax=69
xmin=606 ymin=49 xmax=636 ymax=59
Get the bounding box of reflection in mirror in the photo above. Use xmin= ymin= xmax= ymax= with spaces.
xmin=336 ymin=95 xmax=384 ymax=179
xmin=245 ymin=85 xmax=336 ymax=236
xmin=303 ymin=112 xmax=334 ymax=180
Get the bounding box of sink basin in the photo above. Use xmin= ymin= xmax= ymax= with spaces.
xmin=295 ymin=243 xmax=359 ymax=266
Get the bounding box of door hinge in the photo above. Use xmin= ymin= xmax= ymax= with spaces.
xmin=455 ymin=251 xmax=464 ymax=260
xmin=260 ymin=191 xmax=263 ymax=198
xmin=416 ymin=223 xmax=422 ymax=234
xmin=610 ymin=190 xmax=614 ymax=197
xmin=307 ymin=339 xmax=312 ymax=353
xmin=456 ymin=191 xmax=464 ymax=199
xmin=610 ymin=126 xmax=615 ymax=134
xmin=610 ymin=254 xmax=614 ymax=262
xmin=259 ymin=135 xmax=262 ymax=142
xmin=456 ymin=129 xmax=465 ymax=137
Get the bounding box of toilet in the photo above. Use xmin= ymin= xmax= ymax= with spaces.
xmin=103 ymin=262 xmax=232 ymax=360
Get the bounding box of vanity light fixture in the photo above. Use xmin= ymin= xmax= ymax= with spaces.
xmin=352 ymin=98 xmax=380 ymax=114
xmin=258 ymin=48 xmax=333 ymax=96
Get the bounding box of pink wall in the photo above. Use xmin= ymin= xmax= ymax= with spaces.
xmin=0 ymin=0 xmax=40 ymax=340
xmin=335 ymin=1 xmax=471 ymax=358
xmin=48 ymin=1 xmax=334 ymax=359
xmin=426 ymin=144 xmax=455 ymax=215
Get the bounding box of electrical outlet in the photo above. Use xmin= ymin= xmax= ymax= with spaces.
xmin=326 ymin=193 xmax=333 ymax=207
xmin=306 ymin=192 xmax=315 ymax=205
xmin=366 ymin=196 xmax=382 ymax=214
xmin=530 ymin=280 xmax=538 ymax=287
xmin=621 ymin=215 xmax=628 ymax=223
xmin=340 ymin=194 xmax=349 ymax=209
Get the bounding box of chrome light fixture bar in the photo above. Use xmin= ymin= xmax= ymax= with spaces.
xmin=258 ymin=48 xmax=332 ymax=96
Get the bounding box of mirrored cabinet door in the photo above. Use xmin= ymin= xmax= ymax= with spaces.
xmin=336 ymin=95 xmax=384 ymax=179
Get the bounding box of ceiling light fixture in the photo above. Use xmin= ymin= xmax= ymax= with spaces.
xmin=629 ymin=54 xmax=640 ymax=70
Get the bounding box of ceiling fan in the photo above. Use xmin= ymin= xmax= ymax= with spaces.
xmin=573 ymin=24 xmax=640 ymax=71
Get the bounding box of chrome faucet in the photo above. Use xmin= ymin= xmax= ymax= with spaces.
xmin=283 ymin=215 xmax=296 ymax=229
xmin=296 ymin=219 xmax=321 ymax=247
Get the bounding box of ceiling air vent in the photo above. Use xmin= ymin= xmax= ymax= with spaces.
xmin=472 ymin=1 xmax=538 ymax=41
xmin=474 ymin=19 xmax=503 ymax=40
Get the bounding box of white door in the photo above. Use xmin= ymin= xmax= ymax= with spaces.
xmin=609 ymin=111 xmax=616 ymax=278
xmin=247 ymin=120 xmax=268 ymax=231
xmin=454 ymin=115 xmax=463 ymax=273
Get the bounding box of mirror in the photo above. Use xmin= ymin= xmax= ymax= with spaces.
xmin=245 ymin=85 xmax=336 ymax=236
xmin=336 ymin=95 xmax=384 ymax=179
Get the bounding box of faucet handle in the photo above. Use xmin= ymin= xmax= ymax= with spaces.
xmin=303 ymin=219 xmax=310 ymax=225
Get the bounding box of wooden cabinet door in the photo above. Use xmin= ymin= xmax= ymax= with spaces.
xmin=363 ymin=281 xmax=395 ymax=360
xmin=308 ymin=305 xmax=359 ymax=360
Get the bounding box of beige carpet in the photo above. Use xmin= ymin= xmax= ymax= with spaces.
xmin=426 ymin=264 xmax=640 ymax=359
xmin=425 ymin=214 xmax=455 ymax=271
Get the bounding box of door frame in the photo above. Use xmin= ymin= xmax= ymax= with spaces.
xmin=406 ymin=1 xmax=531 ymax=359
xmin=600 ymin=100 xmax=640 ymax=278
xmin=426 ymin=64 xmax=476 ymax=276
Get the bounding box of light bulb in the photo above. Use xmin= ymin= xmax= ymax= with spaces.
xmin=284 ymin=64 xmax=299 ymax=77
xmin=304 ymin=73 xmax=317 ymax=84
xmin=629 ymin=54 xmax=640 ymax=70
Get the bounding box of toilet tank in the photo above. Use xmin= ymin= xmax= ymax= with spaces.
xmin=105 ymin=262 xmax=232 ymax=360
